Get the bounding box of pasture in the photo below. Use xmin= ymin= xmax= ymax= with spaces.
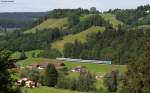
xmin=22 ymin=87 xmax=87 ymax=93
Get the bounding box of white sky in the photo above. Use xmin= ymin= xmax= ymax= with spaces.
xmin=0 ymin=0 xmax=150 ymax=12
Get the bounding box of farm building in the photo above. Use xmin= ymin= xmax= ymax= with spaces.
xmin=29 ymin=62 xmax=65 ymax=70
xmin=16 ymin=78 xmax=36 ymax=88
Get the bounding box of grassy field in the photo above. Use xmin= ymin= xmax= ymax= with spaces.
xmin=52 ymin=26 xmax=105 ymax=52
xmin=11 ymin=50 xmax=43 ymax=59
xmin=22 ymin=87 xmax=87 ymax=93
xmin=12 ymin=49 xmax=126 ymax=73
xmin=24 ymin=18 xmax=68 ymax=33
xmin=11 ymin=50 xmax=58 ymax=67
xmin=65 ymin=62 xmax=126 ymax=73
xmin=16 ymin=58 xmax=52 ymax=67
xmin=101 ymin=13 xmax=123 ymax=29
xmin=15 ymin=56 xmax=126 ymax=74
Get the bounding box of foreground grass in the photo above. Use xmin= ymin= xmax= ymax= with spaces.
xmin=22 ymin=87 xmax=87 ymax=93
xmin=52 ymin=26 xmax=105 ymax=52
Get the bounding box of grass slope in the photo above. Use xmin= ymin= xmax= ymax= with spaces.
xmin=22 ymin=87 xmax=86 ymax=93
xmin=101 ymin=13 xmax=123 ymax=29
xmin=52 ymin=26 xmax=105 ymax=52
xmin=24 ymin=18 xmax=68 ymax=33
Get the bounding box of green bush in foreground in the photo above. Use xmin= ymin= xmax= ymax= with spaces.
xmin=0 ymin=49 xmax=21 ymax=93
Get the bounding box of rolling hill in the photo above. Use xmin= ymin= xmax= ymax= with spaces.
xmin=23 ymin=13 xmax=123 ymax=53
xmin=51 ymin=13 xmax=122 ymax=52
xmin=24 ymin=18 xmax=68 ymax=33
xmin=52 ymin=26 xmax=105 ymax=52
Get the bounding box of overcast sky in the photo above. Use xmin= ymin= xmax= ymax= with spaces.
xmin=0 ymin=0 xmax=150 ymax=12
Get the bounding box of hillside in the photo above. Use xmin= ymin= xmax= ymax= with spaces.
xmin=24 ymin=18 xmax=68 ymax=33
xmin=22 ymin=13 xmax=123 ymax=53
xmin=51 ymin=13 xmax=122 ymax=52
xmin=101 ymin=13 xmax=123 ymax=28
xmin=52 ymin=26 xmax=105 ymax=52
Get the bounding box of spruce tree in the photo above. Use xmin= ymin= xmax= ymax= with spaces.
xmin=45 ymin=64 xmax=58 ymax=87
xmin=0 ymin=50 xmax=13 ymax=93
xmin=19 ymin=51 xmax=27 ymax=60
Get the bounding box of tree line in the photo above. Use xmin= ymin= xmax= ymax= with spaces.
xmin=0 ymin=28 xmax=63 ymax=52
xmin=108 ymin=5 xmax=150 ymax=26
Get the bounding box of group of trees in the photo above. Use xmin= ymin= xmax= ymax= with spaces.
xmin=70 ymin=14 xmax=112 ymax=34
xmin=108 ymin=5 xmax=150 ymax=26
xmin=37 ymin=48 xmax=62 ymax=59
xmin=56 ymin=66 xmax=96 ymax=92
xmin=0 ymin=28 xmax=63 ymax=51
xmin=64 ymin=26 xmax=150 ymax=64
xmin=48 ymin=8 xmax=90 ymax=18
xmin=104 ymin=70 xmax=121 ymax=92
xmin=120 ymin=40 xmax=150 ymax=93
xmin=99 ymin=32 xmax=150 ymax=93
xmin=68 ymin=14 xmax=80 ymax=28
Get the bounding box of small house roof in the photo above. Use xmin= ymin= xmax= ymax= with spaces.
xmin=30 ymin=62 xmax=65 ymax=69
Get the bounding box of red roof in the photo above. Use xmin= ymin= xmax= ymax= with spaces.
xmin=30 ymin=62 xmax=65 ymax=69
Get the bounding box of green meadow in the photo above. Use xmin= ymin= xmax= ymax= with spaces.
xmin=22 ymin=87 xmax=87 ymax=93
